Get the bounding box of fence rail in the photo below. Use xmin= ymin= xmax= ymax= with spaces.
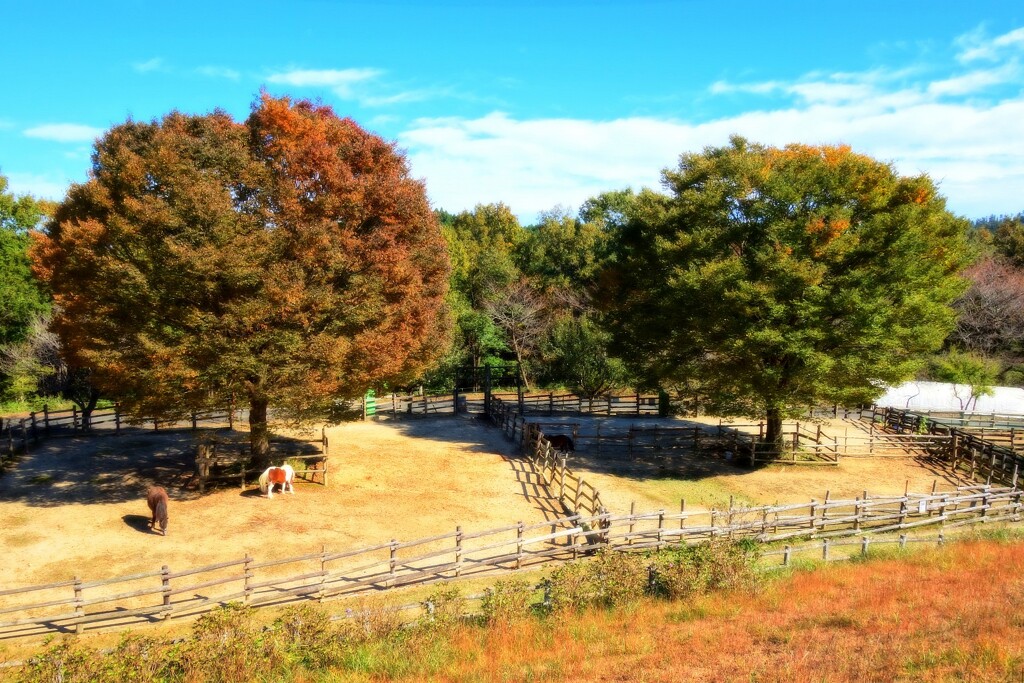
xmin=0 ymin=482 xmax=1017 ymax=641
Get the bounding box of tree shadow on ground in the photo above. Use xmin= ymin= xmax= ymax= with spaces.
xmin=0 ymin=427 xmax=325 ymax=508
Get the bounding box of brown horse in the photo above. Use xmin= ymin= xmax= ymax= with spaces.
xmin=547 ymin=434 xmax=575 ymax=454
xmin=146 ymin=486 xmax=169 ymax=535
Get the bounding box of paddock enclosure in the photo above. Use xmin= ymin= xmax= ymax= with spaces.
xmin=0 ymin=401 xmax=1016 ymax=641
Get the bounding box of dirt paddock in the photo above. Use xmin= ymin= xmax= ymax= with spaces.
xmin=0 ymin=414 xmax=964 ymax=592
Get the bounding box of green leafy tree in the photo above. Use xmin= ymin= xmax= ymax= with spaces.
xmin=447 ymin=203 xmax=524 ymax=307
xmin=33 ymin=94 xmax=450 ymax=466
xmin=0 ymin=173 xmax=51 ymax=348
xmin=605 ymin=137 xmax=973 ymax=446
xmin=545 ymin=314 xmax=628 ymax=402
xmin=519 ymin=206 xmax=611 ymax=293
xmin=929 ymin=350 xmax=999 ymax=411
xmin=992 ymin=216 xmax=1024 ymax=267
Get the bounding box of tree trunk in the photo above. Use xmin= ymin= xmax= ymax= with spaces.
xmin=249 ymin=397 xmax=271 ymax=469
xmin=764 ymin=407 xmax=785 ymax=453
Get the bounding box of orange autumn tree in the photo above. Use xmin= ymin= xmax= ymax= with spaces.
xmin=33 ymin=94 xmax=450 ymax=466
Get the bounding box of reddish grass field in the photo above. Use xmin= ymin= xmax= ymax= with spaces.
xmin=395 ymin=539 xmax=1024 ymax=682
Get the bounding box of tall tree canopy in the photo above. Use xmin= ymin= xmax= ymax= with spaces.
xmin=605 ymin=137 xmax=973 ymax=445
xmin=0 ymin=173 xmax=52 ymax=348
xmin=33 ymin=94 xmax=450 ymax=464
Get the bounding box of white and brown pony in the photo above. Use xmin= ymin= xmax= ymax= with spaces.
xmin=146 ymin=486 xmax=169 ymax=535
xmin=258 ymin=464 xmax=295 ymax=498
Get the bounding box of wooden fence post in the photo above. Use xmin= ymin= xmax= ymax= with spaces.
xmin=161 ymin=565 xmax=171 ymax=615
xmin=73 ymin=576 xmax=84 ymax=634
xmin=114 ymin=403 xmax=121 ymax=434
xmin=43 ymin=404 xmax=50 ymax=433
xmin=389 ymin=540 xmax=398 ymax=586
xmin=516 ymin=521 xmax=524 ymax=570
xmin=243 ymin=555 xmax=253 ymax=604
xmin=319 ymin=546 xmax=328 ymax=602
xmin=455 ymin=527 xmax=463 ymax=577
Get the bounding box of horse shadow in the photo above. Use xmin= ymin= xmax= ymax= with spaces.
xmin=122 ymin=514 xmax=156 ymax=534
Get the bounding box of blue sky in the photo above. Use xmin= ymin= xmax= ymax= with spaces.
xmin=3 ymin=1 xmax=1023 ymax=223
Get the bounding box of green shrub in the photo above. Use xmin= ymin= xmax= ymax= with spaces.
xmin=652 ymin=539 xmax=760 ymax=599
xmin=546 ymin=560 xmax=600 ymax=613
xmin=179 ymin=603 xmax=284 ymax=683
xmin=481 ymin=578 xmax=535 ymax=625
xmin=97 ymin=634 xmax=167 ymax=683
xmin=419 ymin=584 xmax=465 ymax=631
xmin=273 ymin=603 xmax=343 ymax=670
xmin=590 ymin=549 xmax=649 ymax=607
xmin=18 ymin=638 xmax=100 ymax=683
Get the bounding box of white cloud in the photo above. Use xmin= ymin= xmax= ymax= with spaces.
xmin=133 ymin=57 xmax=165 ymax=73
xmin=958 ymin=26 xmax=1024 ymax=62
xmin=196 ymin=65 xmax=240 ymax=80
xmin=23 ymin=123 xmax=104 ymax=143
xmin=401 ymin=33 xmax=1024 ymax=222
xmin=267 ymin=68 xmax=382 ymax=99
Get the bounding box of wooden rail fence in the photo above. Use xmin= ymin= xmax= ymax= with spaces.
xmin=0 ymin=483 xmax=1018 ymax=641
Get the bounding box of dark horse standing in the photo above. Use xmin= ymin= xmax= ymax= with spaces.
xmin=547 ymin=434 xmax=575 ymax=454
xmin=147 ymin=486 xmax=169 ymax=535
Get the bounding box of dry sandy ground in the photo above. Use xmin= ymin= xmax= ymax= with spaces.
xmin=0 ymin=417 xmax=557 ymax=590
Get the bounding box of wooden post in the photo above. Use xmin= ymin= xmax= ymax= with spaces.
xmin=114 ymin=403 xmax=121 ymax=434
xmin=43 ymin=404 xmax=50 ymax=433
xmin=29 ymin=412 xmax=37 ymax=442
xmin=861 ymin=536 xmax=869 ymax=556
xmin=783 ymin=545 xmax=791 ymax=566
xmin=657 ymin=510 xmax=665 ymax=549
xmin=516 ymin=522 xmax=524 ymax=570
xmin=73 ymin=576 xmax=84 ymax=634
xmin=389 ymin=540 xmax=398 ymax=586
xmin=680 ymin=499 xmax=686 ymax=530
xmin=822 ymin=538 xmax=830 ymax=561
xmin=72 ymin=405 xmax=79 ymax=431
xmin=161 ymin=565 xmax=171 ymax=615
xmin=191 ymin=412 xmax=198 ymax=430
xmin=243 ymin=555 xmax=253 ymax=603
xmin=456 ymin=528 xmax=464 ymax=577
xmin=628 ymin=501 xmax=636 ymax=545
xmin=319 ymin=546 xmax=328 ymax=601
xmin=560 ymin=456 xmax=566 ymax=500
